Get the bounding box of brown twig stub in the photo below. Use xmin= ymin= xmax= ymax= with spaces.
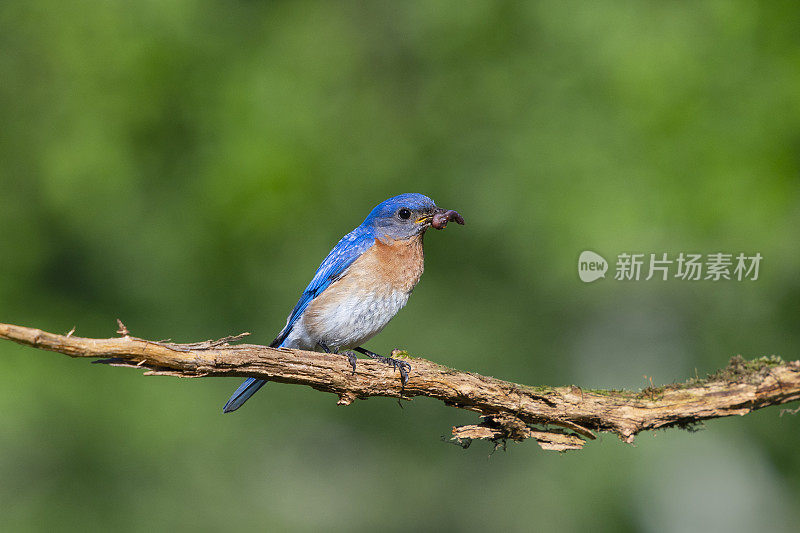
xmin=116 ymin=319 xmax=130 ymax=336
xmin=1 ymin=322 xmax=798 ymax=452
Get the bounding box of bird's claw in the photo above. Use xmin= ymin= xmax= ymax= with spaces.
xmin=372 ymin=355 xmax=411 ymax=386
xmin=397 ymin=360 xmax=411 ymax=386
xmin=344 ymin=351 xmax=358 ymax=374
xmin=352 ymin=347 xmax=412 ymax=386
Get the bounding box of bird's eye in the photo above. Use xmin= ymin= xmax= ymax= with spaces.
xmin=398 ymin=208 xmax=411 ymax=220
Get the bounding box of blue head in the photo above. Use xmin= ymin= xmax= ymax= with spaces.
xmin=361 ymin=193 xmax=463 ymax=240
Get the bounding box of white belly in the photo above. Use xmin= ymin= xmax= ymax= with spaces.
xmin=285 ymin=288 xmax=411 ymax=351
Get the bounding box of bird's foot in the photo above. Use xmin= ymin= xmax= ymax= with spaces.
xmin=319 ymin=342 xmax=357 ymax=375
xmin=343 ymin=351 xmax=358 ymax=374
xmin=355 ymin=347 xmax=411 ymax=386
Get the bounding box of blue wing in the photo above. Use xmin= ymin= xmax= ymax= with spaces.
xmin=270 ymin=225 xmax=376 ymax=347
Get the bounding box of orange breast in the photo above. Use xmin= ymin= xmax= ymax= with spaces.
xmin=369 ymin=234 xmax=425 ymax=293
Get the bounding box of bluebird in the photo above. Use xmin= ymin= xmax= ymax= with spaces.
xmin=223 ymin=193 xmax=464 ymax=413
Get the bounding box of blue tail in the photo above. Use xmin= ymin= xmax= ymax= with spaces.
xmin=223 ymin=378 xmax=268 ymax=413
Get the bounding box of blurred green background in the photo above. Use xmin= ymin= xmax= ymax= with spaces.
xmin=1 ymin=1 xmax=799 ymax=531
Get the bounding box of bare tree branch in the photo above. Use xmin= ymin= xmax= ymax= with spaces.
xmin=1 ymin=322 xmax=798 ymax=452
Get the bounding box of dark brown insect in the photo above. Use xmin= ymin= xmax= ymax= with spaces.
xmin=431 ymin=209 xmax=465 ymax=230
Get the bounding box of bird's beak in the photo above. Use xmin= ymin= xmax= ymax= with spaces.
xmin=418 ymin=207 xmax=465 ymax=230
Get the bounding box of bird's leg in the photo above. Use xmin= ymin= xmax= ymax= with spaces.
xmin=354 ymin=347 xmax=411 ymax=386
xmin=344 ymin=352 xmax=357 ymax=374
xmin=318 ymin=341 xmax=357 ymax=374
